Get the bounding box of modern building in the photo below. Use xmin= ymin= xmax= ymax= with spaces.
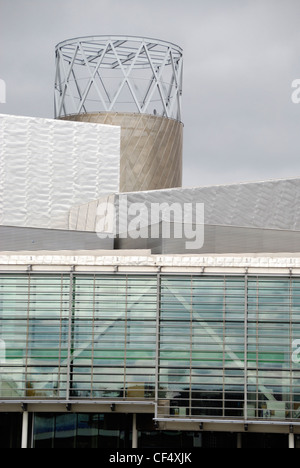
xmin=55 ymin=36 xmax=183 ymax=193
xmin=0 ymin=36 xmax=300 ymax=449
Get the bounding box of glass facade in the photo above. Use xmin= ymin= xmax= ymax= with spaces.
xmin=32 ymin=412 xmax=237 ymax=449
xmin=33 ymin=413 xmax=132 ymax=449
xmin=159 ymin=276 xmax=245 ymax=418
xmin=0 ymin=272 xmax=300 ymax=424
xmin=0 ymin=413 xmax=22 ymax=448
xmin=0 ymin=274 xmax=157 ymax=401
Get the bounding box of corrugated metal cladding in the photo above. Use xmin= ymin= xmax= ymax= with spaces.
xmin=119 ymin=178 xmax=300 ymax=231
xmin=3 ymin=223 xmax=300 ymax=254
xmin=2 ymin=224 xmax=300 ymax=255
xmin=116 ymin=223 xmax=300 ymax=254
xmin=0 ymin=226 xmax=113 ymax=251
xmin=66 ymin=178 xmax=300 ymax=253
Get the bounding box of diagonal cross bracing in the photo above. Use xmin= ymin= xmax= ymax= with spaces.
xmin=55 ymin=36 xmax=183 ymax=120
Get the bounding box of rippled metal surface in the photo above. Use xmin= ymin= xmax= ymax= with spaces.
xmin=0 ymin=114 xmax=120 ymax=229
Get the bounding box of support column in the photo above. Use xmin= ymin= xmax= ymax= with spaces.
xmin=132 ymin=414 xmax=138 ymax=449
xmin=21 ymin=411 xmax=29 ymax=449
xmin=289 ymin=433 xmax=295 ymax=449
xmin=237 ymin=433 xmax=242 ymax=449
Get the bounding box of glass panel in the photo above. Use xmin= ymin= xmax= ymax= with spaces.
xmin=247 ymin=277 xmax=297 ymax=421
xmin=70 ymin=275 xmax=157 ymax=399
xmin=33 ymin=413 xmax=55 ymax=448
xmin=0 ymin=413 xmax=22 ymax=448
xmin=2 ymin=271 xmax=300 ymax=425
xmin=33 ymin=413 xmax=132 ymax=448
xmin=159 ymin=276 xmax=245 ymax=419
xmin=54 ymin=413 xmax=77 ymax=449
xmin=0 ymin=274 xmax=69 ymax=398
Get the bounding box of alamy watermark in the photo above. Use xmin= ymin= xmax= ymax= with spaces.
xmin=0 ymin=78 xmax=6 ymax=104
xmin=291 ymin=79 xmax=300 ymax=104
xmin=292 ymin=340 xmax=300 ymax=364
xmin=0 ymin=339 xmax=5 ymax=366
xmin=96 ymin=195 xmax=205 ymax=250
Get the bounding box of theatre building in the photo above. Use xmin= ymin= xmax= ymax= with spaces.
xmin=1 ymin=36 xmax=300 ymax=448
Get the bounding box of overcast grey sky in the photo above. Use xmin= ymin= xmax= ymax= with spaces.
xmin=0 ymin=0 xmax=300 ymax=188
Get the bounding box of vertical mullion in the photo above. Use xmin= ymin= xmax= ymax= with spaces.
xmin=244 ymin=271 xmax=248 ymax=421
xmin=66 ymin=270 xmax=75 ymax=401
xmin=91 ymin=275 xmax=96 ymax=398
xmin=222 ymin=276 xmax=226 ymax=419
xmin=123 ymin=276 xmax=128 ymax=399
xmin=155 ymin=272 xmax=161 ymax=420
xmin=290 ymin=273 xmax=293 ymax=420
xmin=25 ymin=273 xmax=31 ymax=398
xmin=256 ymin=278 xmax=259 ymax=418
xmin=189 ymin=275 xmax=193 ymax=417
xmin=57 ymin=274 xmax=63 ymax=397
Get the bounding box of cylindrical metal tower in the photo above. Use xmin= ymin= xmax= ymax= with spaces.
xmin=55 ymin=36 xmax=183 ymax=192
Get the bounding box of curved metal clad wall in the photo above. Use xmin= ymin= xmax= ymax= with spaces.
xmin=63 ymin=112 xmax=183 ymax=193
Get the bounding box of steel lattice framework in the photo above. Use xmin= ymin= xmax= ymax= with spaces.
xmin=54 ymin=36 xmax=183 ymax=121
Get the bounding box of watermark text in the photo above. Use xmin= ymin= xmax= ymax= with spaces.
xmin=0 ymin=79 xmax=6 ymax=104
xmin=291 ymin=79 xmax=300 ymax=104
xmin=96 ymin=196 xmax=205 ymax=250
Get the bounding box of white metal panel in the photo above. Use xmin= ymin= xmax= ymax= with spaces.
xmin=0 ymin=251 xmax=300 ymax=269
xmin=120 ymin=178 xmax=300 ymax=231
xmin=67 ymin=178 xmax=300 ymax=235
xmin=0 ymin=114 xmax=120 ymax=229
